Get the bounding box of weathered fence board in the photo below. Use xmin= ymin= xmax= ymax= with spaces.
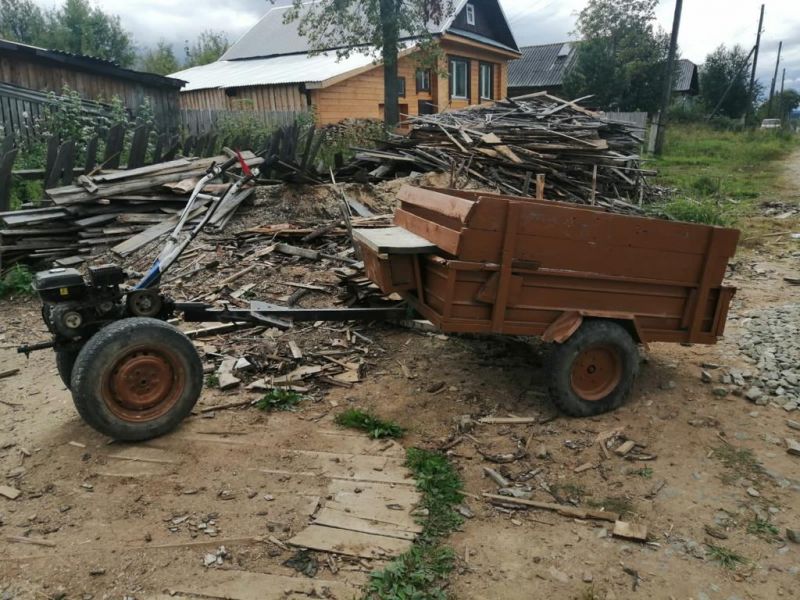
xmin=179 ymin=108 xmax=307 ymax=138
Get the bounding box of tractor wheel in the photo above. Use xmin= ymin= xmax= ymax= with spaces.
xmin=70 ymin=318 xmax=203 ymax=441
xmin=55 ymin=344 xmax=83 ymax=389
xmin=547 ymin=320 xmax=639 ymax=417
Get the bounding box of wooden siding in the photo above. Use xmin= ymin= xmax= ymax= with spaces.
xmin=313 ymin=39 xmax=512 ymax=125
xmin=179 ymin=85 xmax=308 ymax=112
xmin=0 ymin=53 xmax=180 ymax=130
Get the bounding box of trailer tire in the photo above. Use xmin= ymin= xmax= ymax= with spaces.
xmin=547 ymin=320 xmax=639 ymax=417
xmin=55 ymin=344 xmax=82 ymax=390
xmin=70 ymin=318 xmax=203 ymax=441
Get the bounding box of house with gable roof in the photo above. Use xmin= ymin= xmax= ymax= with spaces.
xmin=171 ymin=0 xmax=520 ymax=125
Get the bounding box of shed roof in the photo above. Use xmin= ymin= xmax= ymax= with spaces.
xmin=170 ymin=50 xmax=382 ymax=91
xmin=0 ymin=38 xmax=185 ymax=89
xmin=508 ymin=42 xmax=578 ymax=89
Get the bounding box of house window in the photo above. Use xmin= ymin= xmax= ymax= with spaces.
xmin=415 ymin=69 xmax=431 ymax=93
xmin=449 ymin=58 xmax=469 ymax=99
xmin=479 ymin=63 xmax=494 ymax=100
xmin=398 ymin=77 xmax=406 ymax=97
xmin=466 ymin=3 xmax=476 ymax=26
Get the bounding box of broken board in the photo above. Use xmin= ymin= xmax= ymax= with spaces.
xmin=288 ymin=524 xmax=412 ymax=559
xmin=353 ymin=227 xmax=437 ymax=255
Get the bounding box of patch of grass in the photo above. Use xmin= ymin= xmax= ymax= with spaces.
xmin=0 ymin=265 xmax=35 ymax=299
xmin=651 ymin=124 xmax=800 ymax=231
xmin=587 ymin=496 xmax=635 ymax=517
xmin=204 ymin=374 xmax=219 ymax=388
xmin=335 ymin=409 xmax=405 ymax=439
xmin=649 ymin=197 xmax=731 ymax=226
xmin=747 ymin=517 xmax=779 ymax=539
xmin=706 ymin=543 xmax=747 ymax=570
xmin=711 ymin=444 xmax=763 ymax=484
xmin=365 ymin=448 xmax=463 ymax=599
xmin=256 ymin=389 xmax=303 ymax=412
xmin=631 ymin=467 xmax=654 ymax=479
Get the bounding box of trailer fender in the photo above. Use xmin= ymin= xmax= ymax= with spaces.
xmin=543 ymin=310 xmax=647 ymax=347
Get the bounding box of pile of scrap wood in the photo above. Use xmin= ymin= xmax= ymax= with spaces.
xmin=0 ymin=152 xmax=263 ymax=266
xmin=337 ymin=93 xmax=659 ymax=214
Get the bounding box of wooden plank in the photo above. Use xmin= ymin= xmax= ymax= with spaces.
xmin=288 ymin=524 xmax=412 ymax=558
xmin=313 ymin=507 xmax=418 ymax=540
xmin=111 ymin=205 xmax=206 ymax=257
xmin=394 ymin=208 xmax=461 ymax=256
xmin=171 ymin=570 xmax=362 ymax=600
xmin=353 ymin=227 xmax=437 ymax=255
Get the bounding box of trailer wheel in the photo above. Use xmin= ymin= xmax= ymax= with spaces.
xmin=547 ymin=320 xmax=639 ymax=417
xmin=70 ymin=318 xmax=203 ymax=441
xmin=55 ymin=344 xmax=82 ymax=389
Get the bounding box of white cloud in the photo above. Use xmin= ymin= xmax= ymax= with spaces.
xmin=33 ymin=0 xmax=799 ymax=92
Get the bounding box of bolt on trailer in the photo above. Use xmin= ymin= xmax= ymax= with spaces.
xmin=20 ymin=176 xmax=739 ymax=440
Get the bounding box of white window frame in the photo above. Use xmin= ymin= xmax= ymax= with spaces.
xmin=479 ymin=63 xmax=493 ymax=100
xmin=466 ymin=3 xmax=476 ymax=26
xmin=450 ymin=58 xmax=469 ymax=99
xmin=416 ymin=69 xmax=431 ymax=93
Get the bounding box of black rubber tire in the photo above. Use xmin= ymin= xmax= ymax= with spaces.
xmin=547 ymin=320 xmax=639 ymax=418
xmin=70 ymin=317 xmax=203 ymax=441
xmin=55 ymin=344 xmax=83 ymax=390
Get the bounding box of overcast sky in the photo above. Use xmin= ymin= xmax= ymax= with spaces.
xmin=33 ymin=0 xmax=799 ymax=92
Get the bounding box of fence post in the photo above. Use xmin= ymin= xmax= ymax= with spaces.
xmin=104 ymin=123 xmax=126 ymax=169
xmin=127 ymin=125 xmax=150 ymax=169
xmin=0 ymin=148 xmax=19 ymax=212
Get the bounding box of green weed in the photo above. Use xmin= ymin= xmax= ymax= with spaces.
xmin=335 ymin=409 xmax=405 ymax=439
xmin=256 ymin=389 xmax=303 ymax=412
xmin=0 ymin=265 xmax=35 ymax=298
xmin=631 ymin=467 xmax=653 ymax=479
xmin=711 ymin=444 xmax=763 ymax=483
xmin=706 ymin=543 xmax=747 ymax=569
xmin=365 ymin=449 xmax=463 ymax=599
xmin=648 ymin=197 xmax=730 ymax=226
xmin=204 ymin=374 xmax=219 ymax=388
xmin=747 ymin=517 xmax=779 ymax=538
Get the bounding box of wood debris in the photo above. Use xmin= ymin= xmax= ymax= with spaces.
xmin=337 ymin=93 xmax=661 ymax=214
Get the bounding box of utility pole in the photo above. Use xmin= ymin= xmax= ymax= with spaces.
xmin=654 ymin=0 xmax=683 ymax=155
xmin=767 ymin=41 xmax=782 ymax=117
xmin=778 ymin=67 xmax=786 ymax=121
xmin=748 ymin=4 xmax=764 ymax=116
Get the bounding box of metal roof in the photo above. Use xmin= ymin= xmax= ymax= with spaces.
xmin=0 ymin=38 xmax=185 ymax=89
xmin=675 ymin=59 xmax=699 ymax=94
xmin=508 ymin=42 xmax=578 ymax=89
xmin=171 ymin=50 xmax=381 ymax=91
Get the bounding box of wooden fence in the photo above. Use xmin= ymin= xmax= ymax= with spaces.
xmin=604 ymin=111 xmax=649 ymax=134
xmin=180 ymin=108 xmax=309 ymax=138
xmin=0 ymin=81 xmax=114 ymax=146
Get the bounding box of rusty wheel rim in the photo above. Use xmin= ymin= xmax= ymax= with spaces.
xmin=102 ymin=347 xmax=185 ymax=422
xmin=570 ymin=345 xmax=623 ymax=402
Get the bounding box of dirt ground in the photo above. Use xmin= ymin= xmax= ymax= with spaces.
xmin=1 ymin=157 xmax=799 ymax=600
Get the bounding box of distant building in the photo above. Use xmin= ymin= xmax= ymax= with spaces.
xmin=170 ymin=0 xmax=521 ymax=125
xmin=0 ymin=39 xmax=185 ymax=130
xmin=508 ymin=42 xmax=699 ymax=100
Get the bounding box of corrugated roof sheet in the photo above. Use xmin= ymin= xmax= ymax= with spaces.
xmin=674 ymin=58 xmax=698 ymax=93
xmin=170 ymin=51 xmax=380 ymax=91
xmin=508 ymin=42 xmax=578 ymax=89
xmin=222 ymin=0 xmax=472 ymax=62
xmin=510 ymin=43 xmax=699 ymax=95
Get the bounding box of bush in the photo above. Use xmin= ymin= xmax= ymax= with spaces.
xmin=0 ymin=265 xmax=35 ymax=298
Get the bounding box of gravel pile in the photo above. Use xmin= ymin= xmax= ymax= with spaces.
xmin=736 ymin=304 xmax=800 ymax=411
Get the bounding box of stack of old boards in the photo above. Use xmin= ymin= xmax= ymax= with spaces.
xmin=0 ymin=153 xmax=262 ymax=267
xmin=338 ymin=92 xmax=659 ymax=214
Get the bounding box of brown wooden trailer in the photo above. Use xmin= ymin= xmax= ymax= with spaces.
xmin=354 ymin=185 xmax=740 ymax=417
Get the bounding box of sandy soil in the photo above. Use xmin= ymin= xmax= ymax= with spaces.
xmin=1 ymin=159 xmax=799 ymax=599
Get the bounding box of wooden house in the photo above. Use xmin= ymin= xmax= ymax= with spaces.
xmin=0 ymin=39 xmax=185 ymax=131
xmin=171 ymin=0 xmax=521 ymax=125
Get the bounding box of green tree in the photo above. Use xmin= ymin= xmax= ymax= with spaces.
xmin=140 ymin=40 xmax=181 ymax=75
xmin=184 ymin=30 xmax=230 ymax=68
xmin=0 ymin=0 xmax=46 ymax=44
xmin=45 ymin=0 xmax=135 ymax=66
xmin=563 ymin=0 xmax=670 ymax=112
xmin=756 ymin=89 xmax=800 ymax=121
xmin=700 ymin=45 xmax=754 ymax=119
xmin=283 ymin=0 xmax=454 ymax=128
